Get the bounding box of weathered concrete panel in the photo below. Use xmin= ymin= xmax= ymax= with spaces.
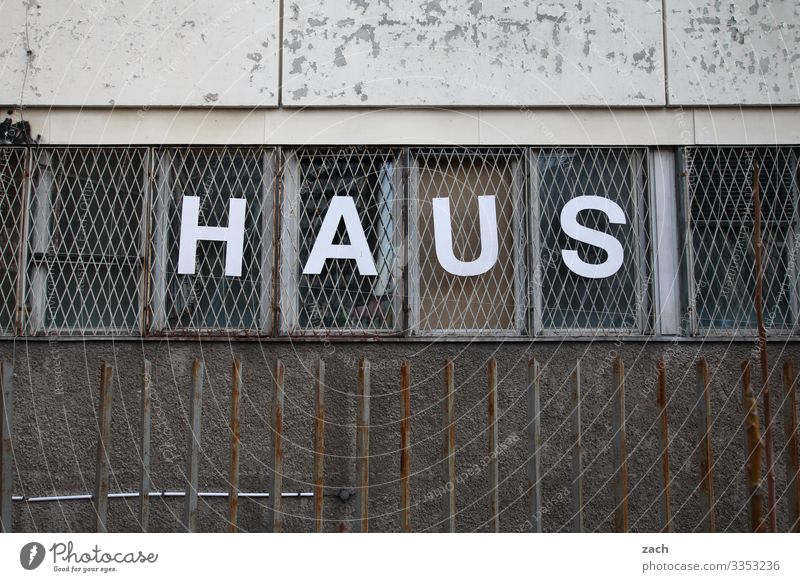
xmin=282 ymin=1 xmax=665 ymax=107
xmin=0 ymin=1 xmax=279 ymax=107
xmin=667 ymin=1 xmax=800 ymax=105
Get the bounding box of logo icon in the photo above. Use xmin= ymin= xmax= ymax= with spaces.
xmin=20 ymin=542 xmax=46 ymax=570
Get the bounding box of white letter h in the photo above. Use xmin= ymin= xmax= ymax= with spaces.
xmin=178 ymin=196 xmax=246 ymax=276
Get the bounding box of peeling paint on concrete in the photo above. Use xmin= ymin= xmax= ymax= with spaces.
xmin=0 ymin=0 xmax=280 ymax=107
xmin=667 ymin=0 xmax=800 ymax=105
xmin=282 ymin=0 xmax=665 ymax=106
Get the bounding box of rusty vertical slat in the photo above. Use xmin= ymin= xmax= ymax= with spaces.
xmin=612 ymin=357 xmax=629 ymax=533
xmin=139 ymin=360 xmax=152 ymax=532
xmin=783 ymin=360 xmax=800 ymax=532
xmin=752 ymin=158 xmax=777 ymax=532
xmin=442 ymin=359 xmax=456 ymax=532
xmin=400 ymin=361 xmax=412 ymax=533
xmin=487 ymin=358 xmax=500 ymax=533
xmin=94 ymin=361 xmax=114 ymax=533
xmin=527 ymin=359 xmax=542 ymax=533
xmin=742 ymin=361 xmax=766 ymax=532
xmin=570 ymin=360 xmax=583 ymax=533
xmin=228 ymin=359 xmax=242 ymax=533
xmin=696 ymin=358 xmax=716 ymax=533
xmin=0 ymin=360 xmax=13 ymax=533
xmin=183 ymin=359 xmax=204 ymax=533
xmin=313 ymin=360 xmax=325 ymax=533
xmin=656 ymin=359 xmax=673 ymax=533
xmin=267 ymin=359 xmax=285 ymax=533
xmin=354 ymin=357 xmax=371 ymax=533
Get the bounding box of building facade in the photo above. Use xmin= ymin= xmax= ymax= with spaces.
xmin=1 ymin=1 xmax=799 ymax=532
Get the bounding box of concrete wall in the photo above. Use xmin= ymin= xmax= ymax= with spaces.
xmin=2 ymin=340 xmax=798 ymax=533
xmin=2 ymin=0 xmax=799 ymax=108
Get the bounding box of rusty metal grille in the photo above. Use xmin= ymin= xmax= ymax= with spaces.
xmin=0 ymin=148 xmax=26 ymax=335
xmin=684 ymin=147 xmax=800 ymax=334
xmin=150 ymin=148 xmax=274 ymax=335
xmin=410 ymin=148 xmax=527 ymax=335
xmin=532 ymin=148 xmax=651 ymax=335
xmin=24 ymin=148 xmax=148 ymax=335
xmin=280 ymin=148 xmax=402 ymax=335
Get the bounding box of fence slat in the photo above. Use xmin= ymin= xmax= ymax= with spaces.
xmin=139 ymin=360 xmax=152 ymax=533
xmin=183 ymin=359 xmax=204 ymax=532
xmin=742 ymin=361 xmax=765 ymax=532
xmin=442 ymin=359 xmax=456 ymax=533
xmin=527 ymin=359 xmax=542 ymax=533
xmin=267 ymin=360 xmax=284 ymax=533
xmin=314 ymin=360 xmax=325 ymax=533
xmin=487 ymin=358 xmax=500 ymax=533
xmin=696 ymin=358 xmax=716 ymax=533
xmin=657 ymin=359 xmax=673 ymax=533
xmin=1 ymin=360 xmax=13 ymax=533
xmin=400 ymin=361 xmax=411 ymax=533
xmin=783 ymin=360 xmax=800 ymax=532
xmin=570 ymin=360 xmax=583 ymax=533
xmin=94 ymin=361 xmax=114 ymax=533
xmin=612 ymin=357 xmax=628 ymax=533
xmin=228 ymin=359 xmax=242 ymax=533
xmin=354 ymin=357 xmax=370 ymax=533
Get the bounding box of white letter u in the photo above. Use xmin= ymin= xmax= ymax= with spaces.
xmin=432 ymin=196 xmax=499 ymax=277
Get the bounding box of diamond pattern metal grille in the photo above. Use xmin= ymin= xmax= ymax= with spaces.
xmin=280 ymin=148 xmax=400 ymax=335
xmin=412 ymin=148 xmax=526 ymax=334
xmin=533 ymin=149 xmax=651 ymax=334
xmin=151 ymin=148 xmax=273 ymax=334
xmin=25 ymin=148 xmax=147 ymax=335
xmin=0 ymin=148 xmax=25 ymax=335
xmin=684 ymin=147 xmax=800 ymax=333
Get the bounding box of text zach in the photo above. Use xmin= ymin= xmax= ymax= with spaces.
xmin=177 ymin=195 xmax=627 ymax=279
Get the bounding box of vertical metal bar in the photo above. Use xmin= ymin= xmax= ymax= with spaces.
xmin=313 ymin=359 xmax=325 ymax=533
xmin=752 ymin=158 xmax=777 ymax=532
xmin=228 ymin=359 xmax=242 ymax=533
xmin=183 ymin=359 xmax=204 ymax=532
xmin=407 ymin=154 xmax=421 ymax=333
xmin=696 ymin=358 xmax=716 ymax=533
xmin=782 ymin=360 xmax=800 ymax=532
xmin=354 ymin=356 xmax=370 ymax=533
xmin=527 ymin=359 xmax=542 ymax=533
xmin=139 ymin=360 xmax=152 ymax=532
xmin=570 ymin=360 xmax=583 ymax=533
xmin=260 ymin=149 xmax=276 ymax=334
xmin=511 ymin=157 xmax=527 ymax=334
xmin=400 ymin=361 xmax=412 ymax=533
xmin=267 ymin=359 xmax=284 ymax=533
xmin=612 ymin=357 xmax=629 ymax=533
xmin=657 ymin=359 xmax=673 ymax=533
xmin=94 ymin=361 xmax=114 ymax=533
xmin=742 ymin=360 xmax=765 ymax=532
xmin=15 ymin=149 xmax=31 ymax=335
xmin=487 ymin=358 xmax=500 ymax=532
xmin=442 ymin=359 xmax=457 ymax=532
xmin=528 ymin=149 xmax=543 ymax=335
xmin=0 ymin=360 xmax=13 ymax=532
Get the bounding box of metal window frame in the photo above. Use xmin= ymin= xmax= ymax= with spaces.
xmin=279 ymin=147 xmax=404 ymax=337
xmin=531 ymin=147 xmax=652 ymax=338
xmin=681 ymin=146 xmax=800 ymax=338
xmin=23 ymin=146 xmax=150 ymax=336
xmin=407 ymin=147 xmax=529 ymax=338
xmin=147 ymin=146 xmax=276 ymax=337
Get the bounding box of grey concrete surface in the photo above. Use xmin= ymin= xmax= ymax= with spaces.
xmin=1 ymin=339 xmax=798 ymax=533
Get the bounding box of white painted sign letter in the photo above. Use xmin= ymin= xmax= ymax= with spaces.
xmin=178 ymin=196 xmax=246 ymax=276
xmin=433 ymin=195 xmax=499 ymax=277
xmin=560 ymin=195 xmax=626 ymax=279
xmin=303 ymin=196 xmax=378 ymax=276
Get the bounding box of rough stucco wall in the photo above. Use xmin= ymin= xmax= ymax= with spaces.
xmin=2 ymin=340 xmax=798 ymax=533
xmin=0 ymin=0 xmax=280 ymax=107
xmin=282 ymin=0 xmax=666 ymax=106
xmin=667 ymin=0 xmax=800 ymax=106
